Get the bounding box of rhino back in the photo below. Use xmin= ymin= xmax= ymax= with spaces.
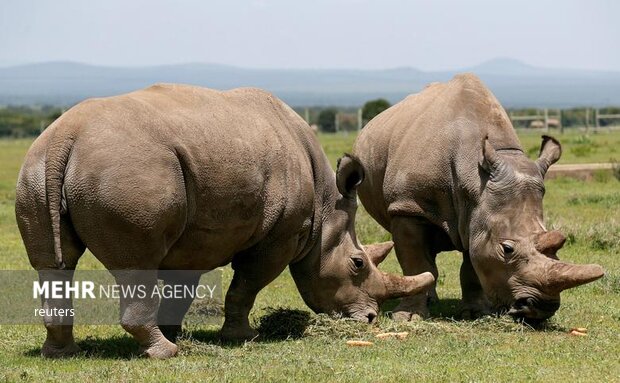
xmin=355 ymin=74 xmax=521 ymax=249
xmin=51 ymin=84 xmax=320 ymax=268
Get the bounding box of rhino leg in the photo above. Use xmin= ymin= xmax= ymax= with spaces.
xmin=38 ymin=268 xmax=83 ymax=358
xmin=157 ymin=271 xmax=202 ymax=342
xmin=220 ymin=241 xmax=294 ymax=342
xmin=115 ymin=270 xmax=178 ymax=359
xmin=16 ymin=176 xmax=86 ymax=358
xmin=459 ymin=251 xmax=491 ymax=319
xmin=427 ymin=282 xmax=439 ymax=304
xmin=390 ymin=216 xmax=439 ymax=321
xmin=36 ymin=234 xmax=85 ymax=358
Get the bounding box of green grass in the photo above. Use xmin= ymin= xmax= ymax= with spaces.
xmin=1 ymin=132 xmax=619 ymax=382
xmin=516 ymin=129 xmax=620 ymax=164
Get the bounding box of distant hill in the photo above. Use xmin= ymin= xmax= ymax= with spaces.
xmin=0 ymin=58 xmax=619 ymax=107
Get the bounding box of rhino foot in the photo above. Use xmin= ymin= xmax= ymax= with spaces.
xmin=460 ymin=302 xmax=492 ymax=320
xmin=391 ymin=294 xmax=430 ymax=321
xmin=391 ymin=310 xmax=428 ymax=322
xmin=220 ymin=326 xmax=259 ymax=342
xmin=141 ymin=337 xmax=179 ymax=359
xmin=41 ymin=341 xmax=81 ymax=358
xmin=160 ymin=324 xmax=182 ymax=342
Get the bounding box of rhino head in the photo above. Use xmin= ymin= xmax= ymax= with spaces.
xmin=470 ymin=135 xmax=605 ymax=323
xmin=290 ymin=155 xmax=435 ymax=322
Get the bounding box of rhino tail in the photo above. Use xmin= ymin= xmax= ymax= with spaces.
xmin=44 ymin=130 xmax=76 ymax=270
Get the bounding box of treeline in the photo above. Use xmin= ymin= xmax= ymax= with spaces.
xmin=299 ymin=105 xmax=620 ymax=133
xmin=1 ymin=104 xmax=619 ymax=138
xmin=292 ymin=98 xmax=392 ymax=133
xmin=0 ymin=106 xmax=62 ymax=137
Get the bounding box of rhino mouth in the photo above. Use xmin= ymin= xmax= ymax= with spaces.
xmin=507 ymin=297 xmax=561 ymax=325
xmin=327 ymin=307 xmax=378 ymax=323
xmin=349 ymin=309 xmax=378 ymax=323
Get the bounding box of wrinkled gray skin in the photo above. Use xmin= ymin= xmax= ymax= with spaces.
xmin=16 ymin=84 xmax=434 ymax=359
xmin=353 ymin=74 xmax=605 ymax=324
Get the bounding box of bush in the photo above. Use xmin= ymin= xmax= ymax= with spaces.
xmin=317 ymin=108 xmax=337 ymax=132
xmin=362 ymin=98 xmax=391 ymax=124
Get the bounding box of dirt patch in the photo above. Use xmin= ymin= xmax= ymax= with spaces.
xmin=545 ymin=163 xmax=613 ymax=181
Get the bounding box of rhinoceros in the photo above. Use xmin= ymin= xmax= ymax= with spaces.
xmin=16 ymin=84 xmax=434 ymax=358
xmin=353 ymin=74 xmax=604 ymax=324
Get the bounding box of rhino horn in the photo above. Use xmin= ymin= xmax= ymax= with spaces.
xmin=381 ymin=271 xmax=435 ymax=299
xmin=535 ymin=230 xmax=566 ymax=259
xmin=545 ymin=261 xmax=605 ymax=293
xmin=364 ymin=241 xmax=394 ymax=266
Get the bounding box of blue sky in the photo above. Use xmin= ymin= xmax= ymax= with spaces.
xmin=1 ymin=0 xmax=618 ymax=71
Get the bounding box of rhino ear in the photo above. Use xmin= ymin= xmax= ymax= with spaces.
xmin=480 ymin=137 xmax=499 ymax=174
xmin=480 ymin=137 xmax=513 ymax=181
xmin=336 ymin=154 xmax=364 ymax=199
xmin=536 ymin=135 xmax=562 ymax=176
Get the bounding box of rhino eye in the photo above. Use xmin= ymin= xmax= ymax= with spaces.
xmin=352 ymin=257 xmax=365 ymax=269
xmin=502 ymin=242 xmax=515 ymax=255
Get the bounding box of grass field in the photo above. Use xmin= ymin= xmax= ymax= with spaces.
xmin=0 ymin=130 xmax=619 ymax=382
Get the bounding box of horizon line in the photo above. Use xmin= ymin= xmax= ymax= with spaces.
xmin=2 ymin=57 xmax=619 ymax=74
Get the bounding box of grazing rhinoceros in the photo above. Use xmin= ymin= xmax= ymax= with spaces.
xmin=353 ymin=74 xmax=604 ymax=324
xmin=16 ymin=84 xmax=434 ymax=359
